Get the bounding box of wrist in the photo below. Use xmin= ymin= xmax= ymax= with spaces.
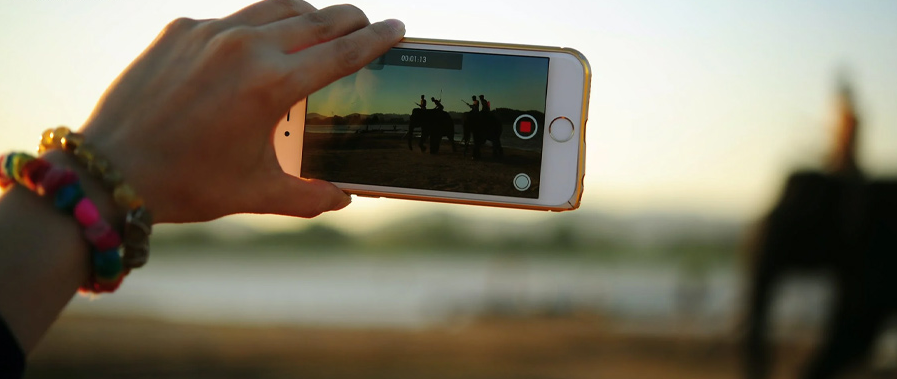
xmin=80 ymin=123 xmax=174 ymax=224
xmin=40 ymin=127 xmax=153 ymax=269
xmin=30 ymin=150 xmax=131 ymax=292
xmin=41 ymin=150 xmax=123 ymax=230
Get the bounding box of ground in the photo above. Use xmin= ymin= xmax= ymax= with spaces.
xmin=25 ymin=314 xmax=889 ymax=379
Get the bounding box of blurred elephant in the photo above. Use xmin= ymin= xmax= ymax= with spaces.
xmin=744 ymin=81 xmax=897 ymax=379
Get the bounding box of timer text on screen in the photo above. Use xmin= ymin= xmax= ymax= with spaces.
xmin=370 ymin=48 xmax=464 ymax=71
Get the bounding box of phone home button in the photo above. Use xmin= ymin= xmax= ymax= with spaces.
xmin=549 ymin=117 xmax=575 ymax=143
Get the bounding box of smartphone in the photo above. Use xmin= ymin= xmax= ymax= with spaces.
xmin=275 ymin=38 xmax=590 ymax=211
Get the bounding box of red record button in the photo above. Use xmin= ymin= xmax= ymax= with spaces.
xmin=513 ymin=114 xmax=539 ymax=140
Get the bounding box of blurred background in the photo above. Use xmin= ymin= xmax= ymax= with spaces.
xmin=2 ymin=0 xmax=896 ymax=378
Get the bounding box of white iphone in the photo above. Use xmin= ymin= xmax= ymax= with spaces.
xmin=275 ymin=38 xmax=590 ymax=211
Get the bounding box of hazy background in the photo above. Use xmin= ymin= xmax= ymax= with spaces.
xmin=3 ymin=0 xmax=896 ymax=225
xmin=2 ymin=1 xmax=897 ymax=378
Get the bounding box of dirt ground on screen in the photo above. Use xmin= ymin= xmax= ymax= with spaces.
xmin=301 ymin=132 xmax=541 ymax=199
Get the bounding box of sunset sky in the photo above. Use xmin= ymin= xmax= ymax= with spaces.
xmin=1 ymin=0 xmax=896 ymax=232
xmin=308 ymin=50 xmax=549 ymax=117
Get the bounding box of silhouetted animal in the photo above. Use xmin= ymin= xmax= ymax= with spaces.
xmin=462 ymin=111 xmax=503 ymax=159
xmin=407 ymin=108 xmax=455 ymax=154
xmin=744 ymin=80 xmax=897 ymax=379
xmin=745 ymin=174 xmax=897 ymax=379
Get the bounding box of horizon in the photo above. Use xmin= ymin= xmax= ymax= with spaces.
xmin=304 ymin=108 xmax=546 ymax=126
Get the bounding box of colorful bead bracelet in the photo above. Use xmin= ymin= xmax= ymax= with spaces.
xmin=39 ymin=127 xmax=152 ymax=270
xmin=1 ymin=152 xmax=126 ymax=293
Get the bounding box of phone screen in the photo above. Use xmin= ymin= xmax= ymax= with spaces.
xmin=301 ymin=47 xmax=550 ymax=199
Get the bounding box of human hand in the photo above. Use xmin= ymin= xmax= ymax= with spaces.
xmin=78 ymin=0 xmax=405 ymax=223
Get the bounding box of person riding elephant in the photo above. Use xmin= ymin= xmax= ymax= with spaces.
xmin=462 ymin=95 xmax=501 ymax=159
xmin=417 ymin=95 xmax=427 ymax=110
xmin=478 ymin=94 xmax=490 ymax=112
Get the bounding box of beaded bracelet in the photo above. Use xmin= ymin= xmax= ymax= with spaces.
xmin=39 ymin=127 xmax=152 ymax=270
xmin=1 ymin=152 xmax=126 ymax=293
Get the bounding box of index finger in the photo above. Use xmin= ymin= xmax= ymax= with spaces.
xmin=285 ymin=19 xmax=405 ymax=100
xmin=223 ymin=0 xmax=317 ymax=27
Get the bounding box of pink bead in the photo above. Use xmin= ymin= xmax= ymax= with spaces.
xmin=73 ymin=198 xmax=101 ymax=226
xmin=94 ymin=230 xmax=122 ymax=252
xmin=84 ymin=222 xmax=109 ymax=241
xmin=38 ymin=167 xmax=64 ymax=194
xmin=39 ymin=167 xmax=76 ymax=196
xmin=84 ymin=222 xmax=122 ymax=251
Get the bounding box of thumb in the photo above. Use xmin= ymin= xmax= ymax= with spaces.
xmin=256 ymin=173 xmax=352 ymax=218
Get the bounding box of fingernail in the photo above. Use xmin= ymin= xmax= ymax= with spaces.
xmin=333 ymin=192 xmax=352 ymax=211
xmin=384 ymin=19 xmax=405 ymax=35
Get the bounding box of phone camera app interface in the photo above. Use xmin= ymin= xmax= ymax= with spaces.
xmin=301 ymin=48 xmax=550 ymax=199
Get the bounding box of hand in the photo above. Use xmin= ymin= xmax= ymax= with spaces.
xmin=79 ymin=0 xmax=405 ymax=223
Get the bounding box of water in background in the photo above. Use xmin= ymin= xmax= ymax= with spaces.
xmin=66 ymin=249 xmax=832 ymax=337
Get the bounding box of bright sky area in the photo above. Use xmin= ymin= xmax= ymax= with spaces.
xmin=1 ymin=0 xmax=896 ymax=233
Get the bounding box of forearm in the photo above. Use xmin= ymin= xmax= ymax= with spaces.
xmin=0 ymin=150 xmax=118 ymax=353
